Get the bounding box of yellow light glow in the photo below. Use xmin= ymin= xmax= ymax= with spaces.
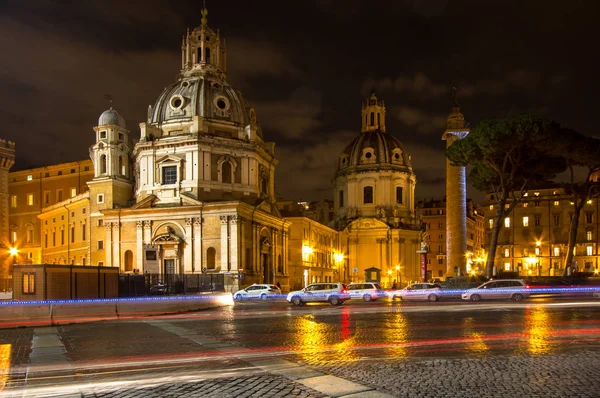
xmin=302 ymin=245 xmax=313 ymax=256
xmin=395 ymin=265 xmax=400 ymax=271
xmin=8 ymin=248 xmax=18 ymax=256
xmin=0 ymin=344 xmax=11 ymax=391
xmin=387 ymin=269 xmax=392 ymax=275
xmin=333 ymin=252 xmax=344 ymax=263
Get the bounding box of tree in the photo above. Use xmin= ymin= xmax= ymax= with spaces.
xmin=550 ymin=129 xmax=600 ymax=274
xmin=446 ymin=114 xmax=566 ymax=278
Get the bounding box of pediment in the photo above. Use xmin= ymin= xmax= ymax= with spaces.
xmin=254 ymin=200 xmax=282 ymax=217
xmin=153 ymin=232 xmax=181 ymax=244
xmin=130 ymin=195 xmax=158 ymax=209
xmin=346 ymin=217 xmax=390 ymax=231
xmin=155 ymin=154 xmax=184 ymax=164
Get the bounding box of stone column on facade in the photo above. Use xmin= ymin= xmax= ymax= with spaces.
xmin=184 ymin=218 xmax=193 ymax=273
xmin=283 ymin=231 xmax=288 ymax=275
xmin=272 ymin=229 xmax=278 ymax=282
xmin=105 ymin=223 xmax=113 ymax=266
xmin=193 ymin=218 xmax=202 ymax=272
xmin=136 ymin=221 xmax=144 ymax=271
xmin=229 ymin=215 xmax=239 ymax=272
xmin=112 ymin=222 xmax=121 ymax=270
xmin=143 ymin=220 xmax=152 ymax=244
xmin=253 ymin=222 xmax=259 ymax=273
xmin=220 ymin=216 xmax=229 ymax=271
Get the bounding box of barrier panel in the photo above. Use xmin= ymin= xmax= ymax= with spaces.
xmin=51 ymin=301 xmax=118 ymax=325
xmin=0 ymin=304 xmax=52 ymax=329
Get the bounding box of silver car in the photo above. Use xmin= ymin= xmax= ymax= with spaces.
xmin=461 ymin=279 xmax=530 ymax=302
xmin=389 ymin=283 xmax=442 ymax=302
xmin=347 ymin=282 xmax=385 ymax=302
xmin=286 ymin=283 xmax=350 ymax=306
xmin=234 ymin=284 xmax=281 ymax=301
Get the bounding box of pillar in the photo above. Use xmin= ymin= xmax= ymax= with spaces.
xmin=220 ymin=216 xmax=229 ymax=271
xmin=136 ymin=221 xmax=143 ymax=271
xmin=112 ymin=222 xmax=120 ymax=269
xmin=230 ymin=215 xmax=239 ymax=272
xmin=105 ymin=223 xmax=113 ymax=266
xmin=193 ymin=218 xmax=202 ymax=272
xmin=184 ymin=218 xmax=193 ymax=273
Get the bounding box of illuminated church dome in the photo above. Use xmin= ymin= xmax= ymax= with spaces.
xmin=98 ymin=108 xmax=126 ymax=128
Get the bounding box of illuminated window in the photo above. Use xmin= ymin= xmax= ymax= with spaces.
xmin=504 ymin=248 xmax=510 ymax=257
xmin=587 ymin=231 xmax=593 ymax=241
xmin=504 ymin=263 xmax=511 ymax=271
xmin=71 ymin=188 xmax=77 ymax=198
xmin=489 ymin=205 xmax=493 ymax=210
xmin=27 ymin=175 xmax=32 ymax=181
xmin=553 ymin=247 xmax=560 ymax=257
xmin=505 ymin=204 xmax=510 ymax=209
xmin=523 ymin=248 xmax=529 ymax=256
xmin=489 ymin=219 xmax=493 ymax=229
xmin=22 ymin=273 xmax=35 ymax=294
xmin=504 ymin=217 xmax=511 ymax=228
xmin=535 ymin=247 xmax=540 ymax=256
xmin=522 ymin=217 xmax=529 ymax=227
xmin=10 ymin=195 xmax=17 ymax=207
xmin=587 ymin=246 xmax=593 ymax=256
xmin=523 ymin=202 xmax=528 ymax=208
xmin=534 ymin=192 xmax=539 ymax=196
xmin=523 ymin=193 xmax=528 ymax=197
xmin=27 ymin=194 xmax=33 ymax=206
xmin=587 ymin=200 xmax=593 ymax=205
xmin=11 ymin=231 xmax=17 ymax=244
xmin=554 ymin=200 xmax=559 ymax=206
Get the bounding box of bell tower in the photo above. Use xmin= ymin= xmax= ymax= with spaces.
xmin=88 ymin=107 xmax=133 ymax=213
xmin=442 ymin=88 xmax=469 ymax=276
xmin=361 ymin=92 xmax=386 ymax=132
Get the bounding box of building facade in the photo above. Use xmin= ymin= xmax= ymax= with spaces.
xmin=483 ymin=186 xmax=600 ymax=276
xmin=332 ymin=93 xmax=423 ymax=287
xmin=419 ymin=198 xmax=485 ymax=279
xmin=0 ymin=139 xmax=16 ymax=288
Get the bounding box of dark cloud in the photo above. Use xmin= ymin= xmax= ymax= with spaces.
xmin=2 ymin=0 xmax=599 ymax=205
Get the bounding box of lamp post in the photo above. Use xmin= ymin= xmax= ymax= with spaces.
xmin=395 ymin=264 xmax=400 ymax=286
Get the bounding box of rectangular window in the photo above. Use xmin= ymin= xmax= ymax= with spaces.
xmin=488 ymin=219 xmax=493 ymax=229
xmin=11 ymin=231 xmax=17 ymax=244
xmin=553 ymin=247 xmax=560 ymax=257
xmin=82 ymin=224 xmax=86 ymax=241
xmin=587 ymin=246 xmax=593 ymax=256
xmin=57 ymin=189 xmax=63 ymax=202
xmin=522 ymin=217 xmax=529 ymax=227
xmin=438 ymin=234 xmax=443 ymax=239
xmin=523 ymin=202 xmax=528 ymax=208
xmin=22 ymin=273 xmax=35 ymax=294
xmin=438 ymin=258 xmax=443 ymax=265
xmin=71 ymin=188 xmax=77 ymax=198
xmin=162 ymin=166 xmax=178 ymax=185
xmin=118 ymin=132 xmax=124 ymax=142
xmin=535 ymin=247 xmax=540 ymax=256
xmin=489 ymin=205 xmax=493 ymax=210
xmin=70 ymin=168 xmax=76 ymax=174
xmin=27 ymin=194 xmax=34 ymax=206
xmin=437 ymin=245 xmax=442 ymax=254
xmin=553 ymin=215 xmax=560 ymax=226
xmin=363 ymin=186 xmax=373 ymax=204
xmin=554 ymin=200 xmax=560 ymax=206
xmin=535 ymin=215 xmax=541 ymax=227
xmin=396 ymin=187 xmax=403 ymax=204
xmin=438 ymin=222 xmax=443 ymax=228
xmin=587 ymin=231 xmax=593 ymax=241
xmin=586 ymin=213 xmax=593 ymax=224
xmin=504 ymin=248 xmax=510 ymax=257
xmin=534 ymin=200 xmax=540 ymax=207
xmin=82 ymin=208 xmax=86 ymax=214
xmin=44 ymin=191 xmax=50 ymax=205
xmin=339 ymin=190 xmax=344 ymax=208
xmin=71 ymin=226 xmax=75 ymax=243
xmin=61 ymin=230 xmax=65 ymax=245
xmin=98 ymin=240 xmax=104 ymax=250
xmin=58 ymin=171 xmax=62 ymax=176
xmin=10 ymin=195 xmax=17 ymax=208
xmin=504 ymin=263 xmax=511 ymax=271
xmin=84 ymin=166 xmax=90 ymax=171
xmin=97 ymin=194 xmax=104 ymax=204
xmin=100 ymin=131 xmax=106 ymax=139
xmin=504 ymin=217 xmax=511 ymax=228
xmin=98 ymin=261 xmax=104 ymax=267
xmin=26 ymin=175 xmax=33 ymax=181
xmin=523 ymin=248 xmax=529 ymax=256
xmin=27 ymin=229 xmax=33 ymax=243
xmin=45 ymin=233 xmax=48 ymax=248
xmin=98 ymin=219 xmax=104 ymax=227
xmin=52 ymin=232 xmax=56 ymax=247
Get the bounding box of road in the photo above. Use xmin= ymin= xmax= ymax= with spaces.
xmin=2 ymin=297 xmax=600 ymax=397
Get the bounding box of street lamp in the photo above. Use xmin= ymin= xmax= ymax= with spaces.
xmin=395 ymin=264 xmax=400 ymax=286
xmin=9 ymin=247 xmax=18 ymax=264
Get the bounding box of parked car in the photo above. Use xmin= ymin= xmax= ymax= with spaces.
xmin=234 ymin=284 xmax=281 ymax=301
xmin=347 ymin=282 xmax=385 ymax=301
xmin=149 ymin=283 xmax=167 ymax=295
xmin=461 ymin=279 xmax=530 ymax=302
xmin=286 ymin=283 xmax=350 ymax=306
xmin=389 ymin=283 xmax=443 ymax=302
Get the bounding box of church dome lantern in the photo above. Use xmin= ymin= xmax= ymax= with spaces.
xmin=98 ymin=108 xmax=126 ymax=128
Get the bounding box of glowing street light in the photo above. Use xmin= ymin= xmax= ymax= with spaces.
xmin=9 ymin=247 xmax=18 ymax=264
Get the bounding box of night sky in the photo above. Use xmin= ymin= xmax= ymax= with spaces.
xmin=2 ymin=0 xmax=598 ymax=204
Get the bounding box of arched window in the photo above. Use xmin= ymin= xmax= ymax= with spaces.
xmin=118 ymin=156 xmax=124 ymax=176
xmin=222 ymin=161 xmax=232 ymax=184
xmin=363 ymin=186 xmax=373 ymax=204
xmin=339 ymin=190 xmax=344 ymax=208
xmin=124 ymin=250 xmax=133 ymax=272
xmin=396 ymin=187 xmax=403 ymax=204
xmin=370 ymin=112 xmax=374 ymax=126
xmin=377 ymin=113 xmax=380 ymax=127
xmin=262 ymin=178 xmax=268 ymax=195
xmin=197 ymin=47 xmax=202 ymax=63
xmin=205 ymin=48 xmax=211 ymax=63
xmin=100 ymin=154 xmax=107 ymax=174
xmin=207 ymin=247 xmax=216 ymax=269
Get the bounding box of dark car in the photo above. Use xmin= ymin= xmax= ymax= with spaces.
xmin=149 ymin=283 xmax=167 ymax=295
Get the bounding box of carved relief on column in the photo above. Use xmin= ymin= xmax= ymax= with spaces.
xmin=220 ymin=215 xmax=228 ymax=224
xmin=143 ymin=220 xmax=152 ymax=245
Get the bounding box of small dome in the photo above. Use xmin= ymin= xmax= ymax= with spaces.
xmin=98 ymin=108 xmax=126 ymax=128
xmin=337 ymin=130 xmax=412 ymax=172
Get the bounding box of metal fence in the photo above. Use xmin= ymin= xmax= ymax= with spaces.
xmin=118 ymin=273 xmax=225 ymax=297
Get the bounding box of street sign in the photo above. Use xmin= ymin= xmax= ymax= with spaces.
xmin=353 ymin=267 xmax=358 ymax=273
xmin=238 ymin=273 xmax=245 ymax=280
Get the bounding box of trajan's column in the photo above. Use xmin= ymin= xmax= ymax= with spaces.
xmin=442 ymin=89 xmax=469 ymax=276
